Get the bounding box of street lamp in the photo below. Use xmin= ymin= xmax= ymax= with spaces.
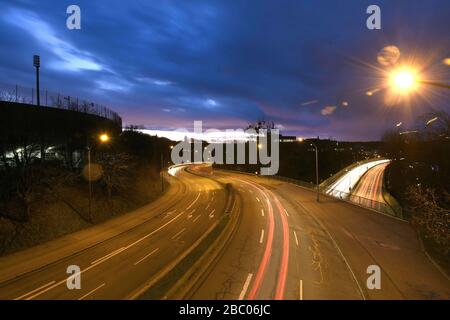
xmin=389 ymin=67 xmax=418 ymax=94
xmin=388 ymin=66 xmax=450 ymax=93
xmin=87 ymin=133 xmax=110 ymax=221
xmin=299 ymin=139 xmax=320 ymax=202
xmin=99 ymin=133 xmax=110 ymax=143
xmin=310 ymin=142 xmax=320 ymax=202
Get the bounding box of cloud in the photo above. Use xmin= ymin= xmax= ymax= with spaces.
xmin=321 ymin=106 xmax=337 ymax=116
xmin=4 ymin=8 xmax=104 ymax=72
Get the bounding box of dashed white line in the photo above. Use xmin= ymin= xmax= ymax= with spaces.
xmin=259 ymin=229 xmax=265 ymax=244
xmin=299 ymin=279 xmax=303 ymax=300
xmin=16 ymin=210 xmax=187 ymax=300
xmin=261 ymin=209 xmax=265 ymax=217
xmin=284 ymin=208 xmax=289 ymax=217
xmin=209 ymin=209 xmax=216 ymax=218
xmin=256 ymin=197 xmax=260 ymax=202
xmin=14 ymin=281 xmax=56 ymax=300
xmin=239 ymin=273 xmax=253 ymax=300
xmin=187 ymin=209 xmax=196 ymax=219
xmin=193 ymin=214 xmax=201 ymax=223
xmin=91 ymin=247 xmax=126 ymax=265
xmin=162 ymin=210 xmax=176 ymax=219
xmin=186 ymin=193 xmax=201 ymax=210
xmin=293 ymin=231 xmax=299 ymax=247
xmin=133 ymin=248 xmax=160 ymax=266
xmin=78 ymin=283 xmax=106 ymax=300
xmin=171 ymin=228 xmax=186 ymax=240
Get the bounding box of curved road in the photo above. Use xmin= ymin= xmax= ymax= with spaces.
xmin=0 ymin=167 xmax=226 ymax=299
xmin=191 ymin=169 xmax=449 ymax=300
xmin=350 ymin=162 xmax=390 ymax=211
xmin=0 ymin=164 xmax=448 ymax=300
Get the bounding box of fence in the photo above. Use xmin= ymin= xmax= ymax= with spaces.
xmin=220 ymin=167 xmax=402 ymax=218
xmin=325 ymin=188 xmax=402 ymax=217
xmin=0 ymin=83 xmax=122 ymax=127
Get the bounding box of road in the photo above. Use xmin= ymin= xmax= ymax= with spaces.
xmin=191 ymin=169 xmax=449 ymax=300
xmin=0 ymin=165 xmax=448 ymax=300
xmin=0 ymin=166 xmax=227 ymax=299
xmin=350 ymin=162 xmax=390 ymax=211
xmin=324 ymin=159 xmax=390 ymax=199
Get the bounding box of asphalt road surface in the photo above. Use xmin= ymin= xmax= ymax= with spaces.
xmin=350 ymin=162 xmax=390 ymax=210
xmin=191 ymin=169 xmax=449 ymax=300
xmin=0 ymin=167 xmax=227 ymax=299
xmin=0 ymin=165 xmax=448 ymax=300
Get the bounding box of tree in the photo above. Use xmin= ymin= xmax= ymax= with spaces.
xmin=96 ymin=153 xmax=136 ymax=201
xmin=405 ymin=185 xmax=449 ymax=255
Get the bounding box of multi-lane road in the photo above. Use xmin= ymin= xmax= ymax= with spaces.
xmin=350 ymin=162 xmax=390 ymax=210
xmin=0 ymin=167 xmax=227 ymax=299
xmin=0 ymin=164 xmax=448 ymax=299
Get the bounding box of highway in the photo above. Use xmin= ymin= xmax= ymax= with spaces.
xmin=0 ymin=164 xmax=448 ymax=300
xmin=0 ymin=167 xmax=227 ymax=299
xmin=325 ymin=159 xmax=390 ymax=199
xmin=350 ymin=162 xmax=390 ymax=211
xmin=190 ymin=169 xmax=449 ymax=300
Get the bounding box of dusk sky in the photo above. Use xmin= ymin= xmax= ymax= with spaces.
xmin=1 ymin=0 xmax=449 ymax=140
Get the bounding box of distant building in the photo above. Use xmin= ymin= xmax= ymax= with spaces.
xmin=279 ymin=135 xmax=297 ymax=143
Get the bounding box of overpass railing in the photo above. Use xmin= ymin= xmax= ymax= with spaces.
xmin=220 ymin=167 xmax=402 ymax=218
xmin=325 ymin=188 xmax=403 ymax=218
xmin=0 ymin=83 xmax=122 ymax=127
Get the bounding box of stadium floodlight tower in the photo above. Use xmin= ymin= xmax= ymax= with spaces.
xmin=33 ymin=54 xmax=40 ymax=106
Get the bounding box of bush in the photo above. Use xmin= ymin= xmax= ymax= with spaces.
xmin=405 ymin=186 xmax=449 ymax=256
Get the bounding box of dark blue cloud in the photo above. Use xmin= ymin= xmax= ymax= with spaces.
xmin=0 ymin=0 xmax=449 ymax=140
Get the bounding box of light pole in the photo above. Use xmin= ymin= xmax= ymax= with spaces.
xmin=310 ymin=142 xmax=320 ymax=202
xmin=87 ymin=146 xmax=92 ymax=221
xmin=160 ymin=152 xmax=164 ymax=192
xmin=33 ymin=55 xmax=40 ymax=106
xmin=87 ymin=133 xmax=110 ymax=222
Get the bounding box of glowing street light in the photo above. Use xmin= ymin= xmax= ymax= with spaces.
xmin=99 ymin=133 xmax=110 ymax=143
xmin=389 ymin=67 xmax=417 ymax=94
xmin=87 ymin=132 xmax=110 ymax=221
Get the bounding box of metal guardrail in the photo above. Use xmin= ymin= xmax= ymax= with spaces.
xmin=237 ymin=170 xmax=402 ymax=218
xmin=325 ymin=188 xmax=397 ymax=216
xmin=0 ymin=83 xmax=122 ymax=126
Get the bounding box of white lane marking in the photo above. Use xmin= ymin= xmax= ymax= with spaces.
xmin=209 ymin=209 xmax=216 ymax=218
xmin=171 ymin=228 xmax=186 ymax=240
xmin=14 ymin=281 xmax=56 ymax=300
xmin=261 ymin=209 xmax=265 ymax=217
xmin=293 ymin=231 xmax=299 ymax=247
xmin=78 ymin=283 xmax=106 ymax=300
xmin=162 ymin=210 xmax=176 ymax=219
xmin=187 ymin=209 xmax=196 ymax=219
xmin=238 ymin=273 xmax=253 ymax=300
xmin=193 ymin=214 xmax=201 ymax=223
xmin=249 ymin=189 xmax=253 ymax=194
xmin=296 ymin=201 xmax=366 ymax=300
xmin=299 ymin=280 xmax=303 ymax=300
xmin=134 ymin=248 xmax=159 ymax=266
xmin=91 ymin=247 xmax=126 ymax=265
xmin=259 ymin=229 xmax=265 ymax=244
xmin=256 ymin=197 xmax=260 ymax=202
xmin=186 ymin=193 xmax=201 ymax=210
xmin=16 ymin=210 xmax=187 ymax=300
xmin=284 ymin=208 xmax=289 ymax=217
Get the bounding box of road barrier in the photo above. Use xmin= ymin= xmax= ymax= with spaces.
xmin=217 ymin=167 xmax=403 ymax=219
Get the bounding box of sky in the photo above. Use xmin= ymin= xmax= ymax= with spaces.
xmin=0 ymin=0 xmax=449 ymax=141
